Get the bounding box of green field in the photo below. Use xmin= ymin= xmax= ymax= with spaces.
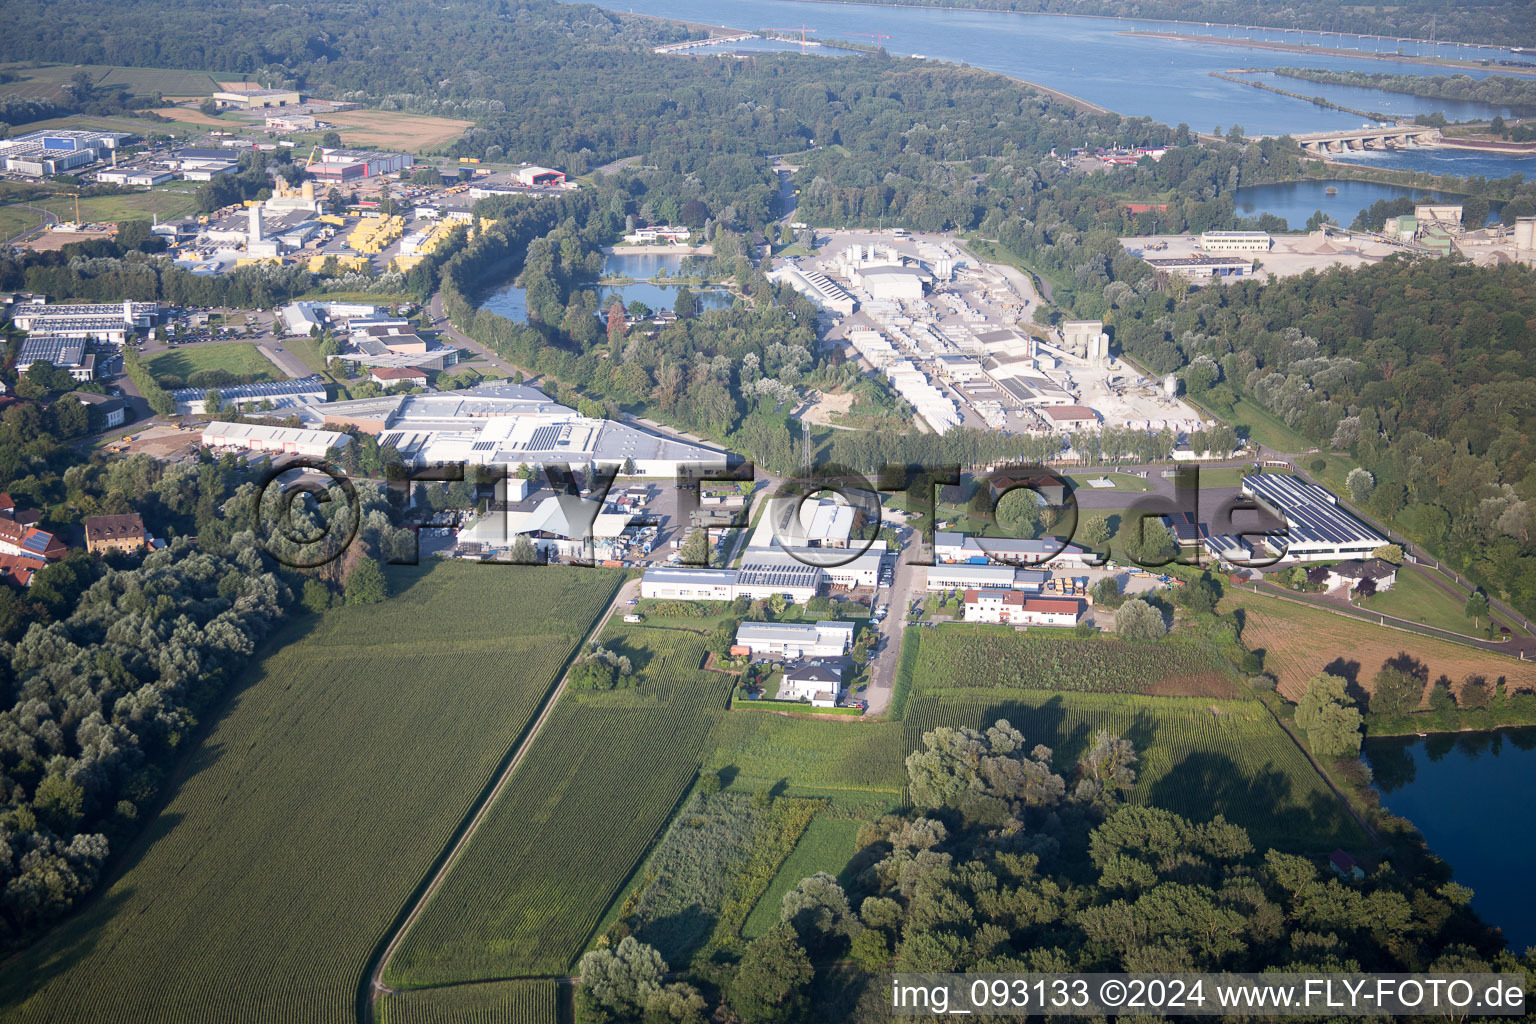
xmin=1067 ymin=471 xmax=1153 ymax=492
xmin=901 ymin=690 xmax=1363 ymax=851
xmin=741 ymin=815 xmax=865 ymax=939
xmin=1359 ymin=566 xmax=1479 ymax=635
xmin=145 ymin=342 xmax=282 ymax=382
xmin=378 ymin=980 xmax=558 ymax=1024
xmin=0 ymin=62 xmax=222 ymax=98
xmin=0 ymin=563 xmax=621 ymax=1024
xmin=907 ymin=623 xmax=1242 ymax=697
xmin=384 ymin=621 xmax=734 ymax=986
xmin=704 ymin=713 xmax=906 ymax=799
xmin=0 ymin=178 xmax=204 ymax=240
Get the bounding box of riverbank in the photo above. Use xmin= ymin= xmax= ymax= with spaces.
xmin=1212 ymin=71 xmax=1386 ymax=120
xmin=1122 ymin=31 xmax=1536 ymax=77
xmin=602 ymin=244 xmax=714 ymax=255
xmin=1438 ymin=136 xmax=1536 ymax=153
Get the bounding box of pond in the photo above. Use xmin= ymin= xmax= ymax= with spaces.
xmin=1232 ymin=179 xmax=1496 ymax=230
xmin=1365 ymin=728 xmax=1536 ymax=953
xmin=603 ymin=251 xmax=688 ymax=278
xmin=477 ymin=277 xmax=734 ymax=324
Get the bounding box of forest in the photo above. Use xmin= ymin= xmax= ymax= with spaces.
xmin=574 ymin=721 xmax=1533 ymax=1024
xmin=1273 ymin=68 xmax=1536 ymax=113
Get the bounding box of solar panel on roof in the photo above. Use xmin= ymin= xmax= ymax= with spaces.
xmin=525 ymin=425 xmax=560 ymax=451
xmin=471 ymin=441 xmax=496 ymax=451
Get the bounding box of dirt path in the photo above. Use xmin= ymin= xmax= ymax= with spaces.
xmin=361 ymin=576 xmax=637 ymax=1023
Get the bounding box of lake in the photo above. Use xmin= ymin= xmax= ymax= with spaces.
xmin=1233 ymin=180 xmax=1494 ymax=230
xmin=603 ymin=251 xmax=687 ymax=278
xmin=580 ymin=0 xmax=1536 ymax=176
xmin=478 ymin=274 xmax=733 ymax=323
xmin=1365 ymin=728 xmax=1536 ymax=953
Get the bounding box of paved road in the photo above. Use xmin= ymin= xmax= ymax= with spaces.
xmin=428 ymin=291 xmax=535 ymax=381
xmin=865 ymin=534 xmax=921 ymax=715
xmin=4 ymin=204 xmax=58 ymax=246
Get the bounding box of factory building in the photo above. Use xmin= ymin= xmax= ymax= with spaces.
xmin=266 ymin=114 xmax=317 ymax=131
xmin=17 ymin=337 xmax=93 ymax=380
xmin=731 ymin=620 xmax=854 ymax=659
xmin=1143 ymin=255 xmax=1253 ymax=280
xmin=1041 ymin=405 xmax=1101 ymax=431
xmin=1200 ymin=231 xmax=1271 ymax=253
xmin=514 ymin=165 xmax=566 ymax=187
xmin=0 ymin=129 xmax=133 ymax=175
xmin=766 ymin=265 xmax=856 ymax=315
xmin=926 ymin=565 xmax=1046 ymax=593
xmin=849 ymin=264 xmax=930 ymax=301
xmin=935 ymin=532 xmax=1097 ymax=568
xmin=95 ymin=167 xmax=177 ymax=186
xmin=1238 ymin=473 xmax=1388 ymax=563
xmin=308 ymin=148 xmax=413 ymax=181
xmin=641 ymin=567 xmax=739 ymax=602
xmin=11 ymin=301 xmax=157 ymax=333
xmin=314 ymin=382 xmax=730 ymax=477
xmin=212 ymin=88 xmax=303 ymax=110
xmin=201 ymin=422 xmax=351 ymax=459
xmin=171 ymin=377 xmax=329 ymax=416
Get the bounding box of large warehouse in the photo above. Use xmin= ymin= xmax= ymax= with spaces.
xmin=1239 ymin=473 xmax=1388 ymax=562
xmin=201 ymin=422 xmax=351 ymax=458
xmin=313 ymin=381 xmax=730 ymax=477
xmin=308 ymin=148 xmax=413 ymax=181
xmin=171 ymin=377 xmax=329 ymax=416
xmin=732 ymin=620 xmax=855 ymax=659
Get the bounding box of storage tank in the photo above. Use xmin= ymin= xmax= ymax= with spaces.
xmin=1515 ymin=216 xmax=1536 ymax=252
xmin=1162 ymin=374 xmax=1178 ymax=398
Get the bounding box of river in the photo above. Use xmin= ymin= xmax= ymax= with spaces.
xmin=584 ymin=0 xmax=1536 ymax=176
xmin=1365 ymin=729 xmax=1536 ymax=953
xmin=1232 ymin=180 xmax=1498 ymax=230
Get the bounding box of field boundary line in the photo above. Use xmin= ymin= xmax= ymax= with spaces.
xmin=359 ymin=574 xmax=631 ymax=1024
xmin=1247 ymin=583 xmax=1526 ymax=656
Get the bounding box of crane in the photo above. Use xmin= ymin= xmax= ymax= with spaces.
xmin=762 ymin=25 xmax=817 ymax=54
xmin=47 ymin=190 xmax=82 ymax=227
xmin=846 ymin=31 xmax=891 ymax=49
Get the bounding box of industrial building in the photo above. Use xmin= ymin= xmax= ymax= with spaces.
xmin=1200 ymin=231 xmax=1271 ymax=252
xmin=11 ymin=298 xmax=155 ymax=338
xmin=934 ymin=532 xmax=1098 ymax=568
xmin=266 ymin=114 xmax=318 ymax=131
xmin=313 ymin=382 xmax=730 ymax=477
xmin=212 ymin=88 xmax=302 ymax=110
xmin=83 ymin=513 xmax=147 ymax=556
xmin=766 ymin=265 xmax=857 ymax=315
xmin=514 ymin=166 xmax=566 ymax=187
xmin=731 ymin=620 xmax=855 ymax=659
xmin=96 ymin=167 xmax=177 ymax=186
xmin=1235 ymin=473 xmax=1389 ymax=563
xmin=736 ymin=557 xmax=825 ymax=603
xmin=17 ymin=337 xmax=92 ymax=380
xmin=926 ymin=565 xmax=1046 ymax=593
xmin=200 ymin=422 xmax=351 ymax=459
xmin=848 ymin=264 xmax=930 ymax=301
xmin=1142 ymin=255 xmax=1254 ymax=280
xmin=0 ymin=129 xmax=133 ymax=175
xmin=962 ymin=590 xmax=1082 ymax=626
xmin=641 ymin=567 xmax=739 ymax=601
xmin=308 ymin=148 xmax=413 ymax=181
xmin=171 ymin=377 xmax=329 ymax=416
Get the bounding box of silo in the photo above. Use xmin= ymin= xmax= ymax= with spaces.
xmin=1162 ymin=374 xmax=1178 ymax=398
xmin=1515 ymin=216 xmax=1536 ymax=252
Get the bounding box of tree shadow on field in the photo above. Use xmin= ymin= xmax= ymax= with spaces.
xmin=1323 ymin=657 xmax=1369 ymax=707
xmin=1146 ymin=751 xmax=1343 ymax=852
xmin=0 ymin=883 xmax=136 ymax=1011
xmin=632 ymin=903 xmax=717 ymax=967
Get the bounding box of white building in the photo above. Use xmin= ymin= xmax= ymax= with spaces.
xmin=736 ymin=556 xmax=825 ymax=603
xmin=934 ymin=532 xmax=1098 ymax=569
xmin=849 ymin=264 xmax=929 ymax=301
xmin=641 ymin=567 xmax=739 ymax=601
xmin=766 ymin=265 xmax=856 ymax=316
xmin=315 ymin=382 xmax=730 ymax=478
xmin=963 ymin=590 xmax=1082 ymax=626
xmin=1241 ymin=473 xmax=1388 ymax=562
xmin=778 ymin=661 xmax=845 ymax=707
xmin=201 ymin=422 xmax=351 ymax=459
xmin=926 ymin=565 xmax=1046 ymax=593
xmin=1200 ymin=231 xmax=1271 ymax=253
xmin=733 ymin=620 xmax=855 ymax=659
xmin=171 ymin=377 xmax=329 ymax=416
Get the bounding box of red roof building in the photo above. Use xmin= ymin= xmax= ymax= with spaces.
xmin=0 ymin=517 xmax=66 ymax=564
xmin=369 ymin=366 xmax=429 ymax=387
xmin=0 ymin=554 xmax=39 ymax=588
xmin=962 ymin=589 xmax=1082 ymax=626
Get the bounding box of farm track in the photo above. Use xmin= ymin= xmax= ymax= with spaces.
xmin=362 ymin=578 xmax=636 ymax=1024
